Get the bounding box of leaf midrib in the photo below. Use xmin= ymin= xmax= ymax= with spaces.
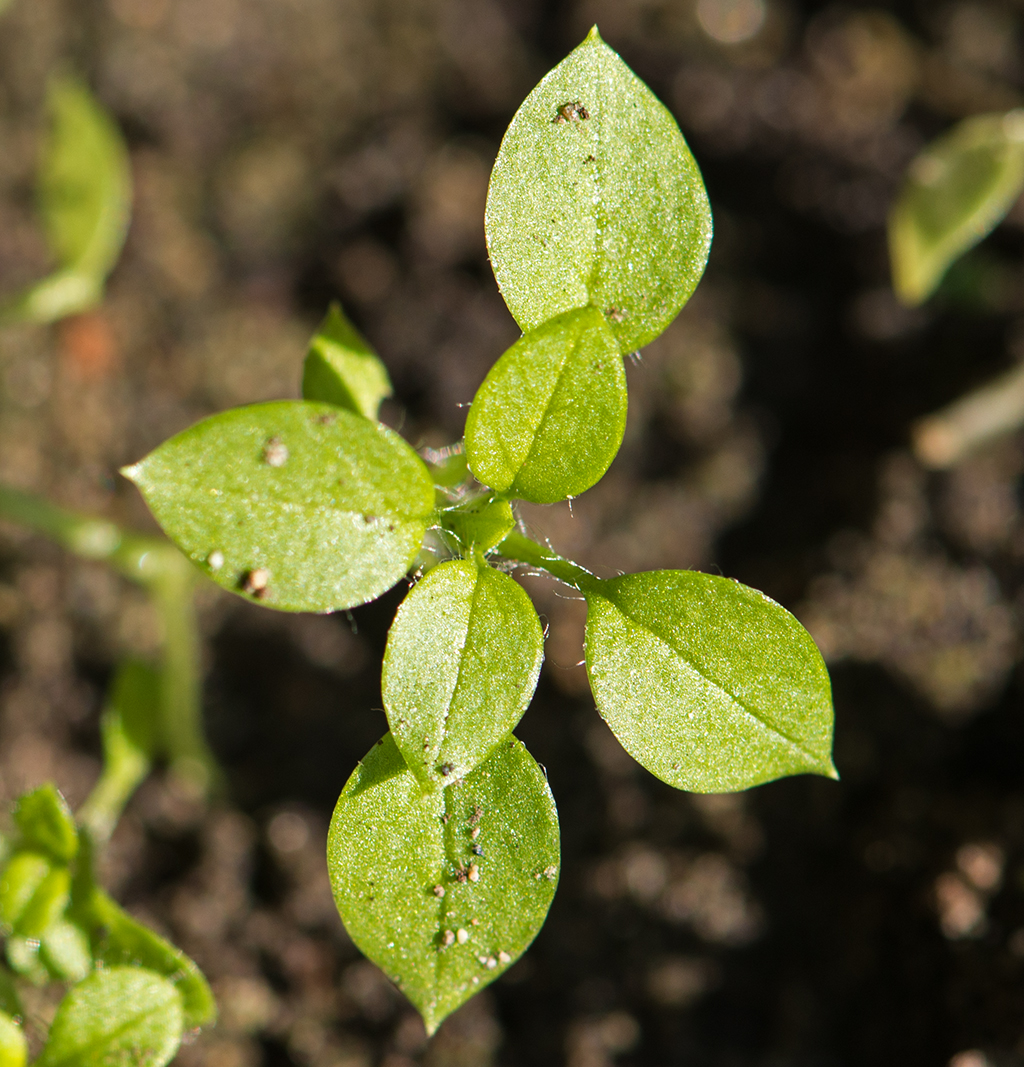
xmin=598 ymin=593 xmax=823 ymax=765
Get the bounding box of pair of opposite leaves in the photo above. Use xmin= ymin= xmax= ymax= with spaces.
xmin=0 ymin=783 xmax=215 ymax=1067
xmin=125 ymin=30 xmax=836 ymax=1033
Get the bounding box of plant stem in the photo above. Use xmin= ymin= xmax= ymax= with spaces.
xmin=0 ymin=483 xmax=218 ymax=795
xmin=495 ymin=530 xmax=600 ymax=592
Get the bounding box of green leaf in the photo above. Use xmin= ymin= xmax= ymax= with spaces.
xmin=302 ymin=302 xmax=393 ymax=420
xmin=1 ymin=78 xmax=131 ymax=324
xmin=0 ymin=853 xmax=52 ymax=932
xmin=122 ymin=401 xmax=436 ymax=613
xmin=79 ymin=660 xmax=157 ymax=844
xmin=440 ymin=497 xmax=516 ymax=553
xmin=584 ymin=571 xmax=837 ymax=792
xmin=39 ymin=919 xmax=92 ymax=983
xmin=464 ymin=307 xmax=626 ymax=503
xmin=890 ymin=110 xmax=1024 ymax=305
xmin=14 ymin=866 xmax=70 ymax=938
xmin=383 ymin=559 xmax=544 ymax=786
xmin=0 ymin=967 xmax=21 ymax=1020
xmin=36 ymin=967 xmax=184 ymax=1067
xmin=485 ymin=26 xmax=711 ymax=354
xmin=0 ymin=1011 xmax=26 ymax=1067
xmin=69 ymin=888 xmax=216 ymax=1030
xmin=327 ymin=733 xmax=559 ymax=1035
xmin=13 ymin=784 xmax=78 ymax=864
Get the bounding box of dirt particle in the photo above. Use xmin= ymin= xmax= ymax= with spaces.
xmin=470 ymin=826 xmax=480 ymax=840
xmin=263 ymin=436 xmax=288 ymax=466
xmin=498 ymin=951 xmax=511 ymax=964
xmin=456 ymin=928 xmax=469 ymax=944
xmin=439 ymin=762 xmax=454 ymax=777
xmin=470 ymin=918 xmax=480 ymax=926
xmin=241 ymin=569 xmax=270 ymax=597
xmin=207 ymin=550 xmax=225 ymax=571
xmin=605 ymin=306 xmax=625 ymax=323
xmin=543 ymin=864 xmax=558 ymax=881
xmin=454 ymin=863 xmax=470 ymax=884
xmin=441 ymin=930 xmax=455 ymax=947
xmin=469 ymin=806 xmax=483 ymax=826
xmin=432 ymin=884 xmax=445 ymax=898
xmin=468 ymin=863 xmax=480 ymax=883
xmin=472 ymin=844 xmax=483 ymax=856
xmin=554 ymin=100 xmax=589 ymax=123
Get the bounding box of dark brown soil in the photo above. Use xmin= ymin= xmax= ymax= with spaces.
xmin=2 ymin=1 xmax=1024 ymax=1064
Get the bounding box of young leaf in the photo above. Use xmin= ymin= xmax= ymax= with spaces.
xmin=0 ymin=1010 xmax=26 ymax=1067
xmin=485 ymin=26 xmax=712 ymax=354
xmin=35 ymin=967 xmax=184 ymax=1067
xmin=13 ymin=866 xmax=70 ymax=938
xmin=890 ymin=110 xmax=1024 ymax=305
xmin=441 ymin=497 xmax=515 ymax=553
xmin=78 ymin=660 xmax=157 ymax=845
xmin=39 ymin=919 xmax=92 ymax=983
xmin=584 ymin=571 xmax=836 ymax=793
xmin=0 ymin=852 xmax=52 ymax=932
xmin=122 ymin=401 xmax=436 ymax=613
xmin=73 ymin=888 xmax=216 ymax=1030
xmin=327 ymin=733 xmax=560 ymax=1035
xmin=13 ymin=785 xmax=77 ymax=864
xmin=383 ymin=559 xmax=544 ymax=785
xmin=464 ymin=307 xmax=626 ymax=503
xmin=1 ymin=78 xmax=132 ymax=324
xmin=302 ymin=303 xmax=393 ymax=420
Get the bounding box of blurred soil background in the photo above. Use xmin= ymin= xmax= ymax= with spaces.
xmin=3 ymin=0 xmax=1024 ymax=1063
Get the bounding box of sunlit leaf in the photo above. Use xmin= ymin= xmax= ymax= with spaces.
xmin=302 ymin=302 xmax=393 ymax=420
xmin=485 ymin=27 xmax=711 ymax=353
xmin=0 ymin=852 xmax=52 ymax=933
xmin=327 ymin=734 xmax=559 ymax=1034
xmin=39 ymin=919 xmax=92 ymax=983
xmin=122 ymin=401 xmax=436 ymax=613
xmin=464 ymin=307 xmax=626 ymax=503
xmin=584 ymin=571 xmax=837 ymax=792
xmin=35 ymin=967 xmax=183 ymax=1067
xmin=890 ymin=110 xmax=1024 ymax=305
xmin=383 ymin=559 xmax=544 ymax=785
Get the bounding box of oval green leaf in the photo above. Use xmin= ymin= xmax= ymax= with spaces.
xmin=584 ymin=571 xmax=837 ymax=793
xmin=327 ymin=733 xmax=559 ymax=1035
xmin=36 ymin=967 xmax=184 ymax=1067
xmin=13 ymin=784 xmax=77 ymax=864
xmin=0 ymin=1011 xmax=26 ymax=1067
xmin=1 ymin=78 xmax=131 ymax=323
xmin=383 ymin=559 xmax=544 ymax=786
xmin=465 ymin=306 xmax=626 ymax=503
xmin=485 ymin=26 xmax=712 ymax=353
xmin=122 ymin=401 xmax=435 ymax=613
xmin=302 ymin=302 xmax=393 ymax=420
xmin=0 ymin=852 xmax=52 ymax=933
xmin=890 ymin=110 xmax=1024 ymax=305
xmin=40 ymin=919 xmax=92 ymax=983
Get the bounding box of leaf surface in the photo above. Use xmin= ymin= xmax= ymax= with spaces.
xmin=35 ymin=967 xmax=183 ymax=1067
xmin=485 ymin=27 xmax=711 ymax=353
xmin=464 ymin=307 xmax=626 ymax=502
xmin=13 ymin=784 xmax=77 ymax=864
xmin=123 ymin=401 xmax=435 ymax=613
xmin=890 ymin=110 xmax=1024 ymax=304
xmin=327 ymin=734 xmax=559 ymax=1034
xmin=383 ymin=559 xmax=544 ymax=785
xmin=0 ymin=1011 xmax=25 ymax=1067
xmin=584 ymin=571 xmax=836 ymax=792
xmin=302 ymin=302 xmax=392 ymax=420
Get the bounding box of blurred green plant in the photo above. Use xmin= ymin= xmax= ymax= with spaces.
xmin=0 ymin=77 xmax=131 ymax=325
xmin=0 ymin=663 xmax=215 ymax=1066
xmin=890 ymin=108 xmax=1024 ymax=466
xmin=123 ymin=27 xmax=837 ymax=1033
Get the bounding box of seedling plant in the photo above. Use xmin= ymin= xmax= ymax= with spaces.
xmin=118 ymin=29 xmax=838 ymax=1034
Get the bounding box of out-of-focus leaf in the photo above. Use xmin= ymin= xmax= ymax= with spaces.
xmin=39 ymin=919 xmax=92 ymax=983
xmin=485 ymin=27 xmax=711 ymax=354
xmin=1 ymin=77 xmax=131 ymax=323
xmin=890 ymin=110 xmax=1024 ymax=305
xmin=383 ymin=559 xmax=544 ymax=785
xmin=302 ymin=302 xmax=392 ymax=420
xmin=328 ymin=734 xmax=559 ymax=1035
xmin=0 ymin=1010 xmax=26 ymax=1067
xmin=0 ymin=853 xmax=51 ymax=933
xmin=122 ymin=401 xmax=436 ymax=613
xmin=35 ymin=967 xmax=184 ymax=1067
xmin=584 ymin=570 xmax=837 ymax=792
xmin=13 ymin=784 xmax=77 ymax=864
xmin=13 ymin=866 xmax=69 ymax=938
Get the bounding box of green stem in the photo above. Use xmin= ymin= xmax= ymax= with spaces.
xmin=495 ymin=530 xmax=600 ymax=592
xmin=0 ymin=483 xmax=218 ymax=795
